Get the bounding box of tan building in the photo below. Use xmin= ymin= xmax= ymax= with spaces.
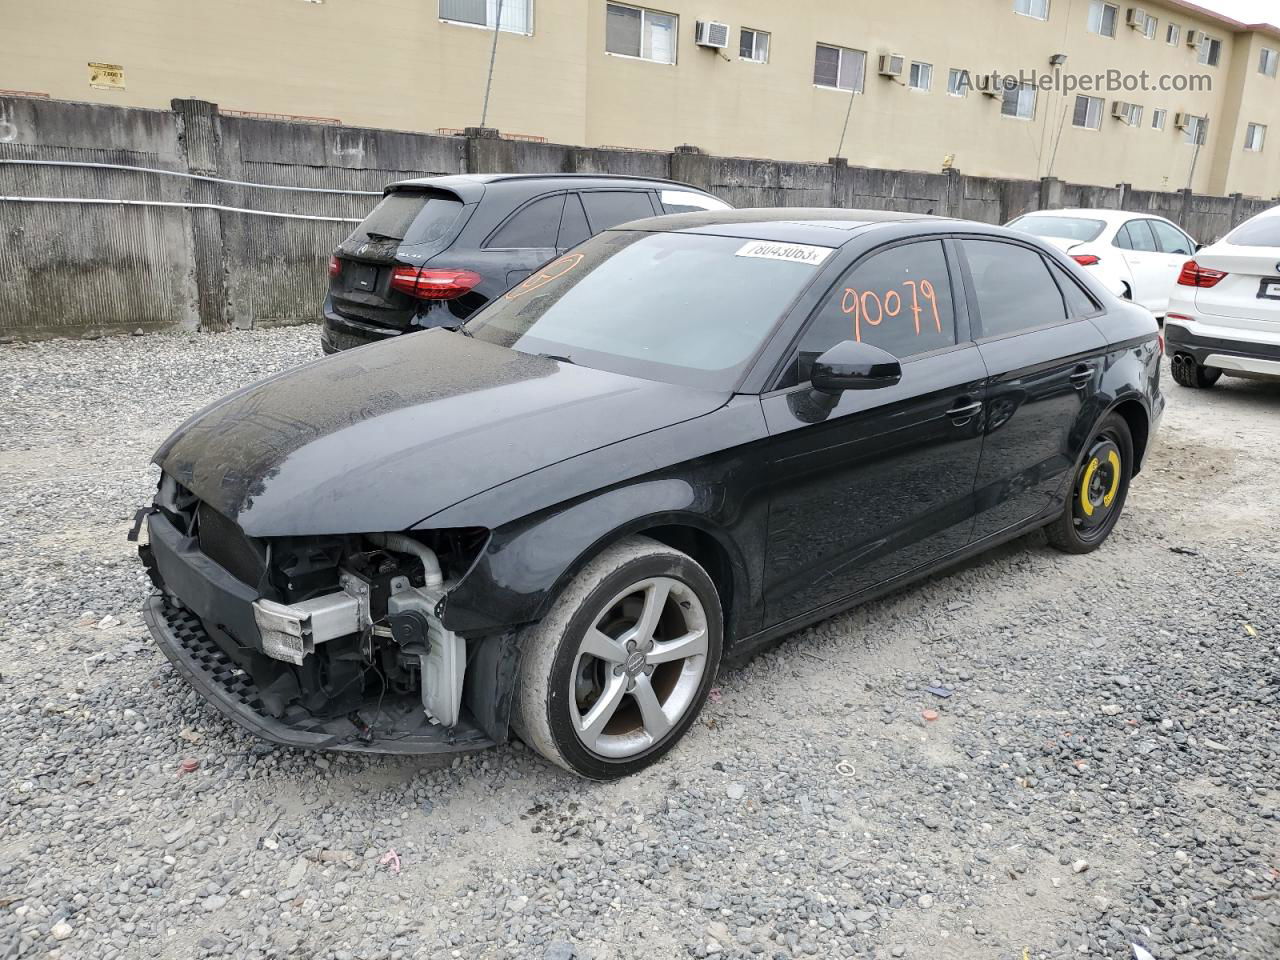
xmin=3 ymin=0 xmax=1279 ymax=197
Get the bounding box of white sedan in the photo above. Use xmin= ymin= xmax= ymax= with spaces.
xmin=1165 ymin=204 xmax=1280 ymax=389
xmin=1007 ymin=209 xmax=1198 ymax=318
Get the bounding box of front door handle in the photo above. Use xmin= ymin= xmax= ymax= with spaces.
xmin=945 ymin=400 xmax=982 ymax=425
xmin=1069 ymin=365 xmax=1095 ymax=390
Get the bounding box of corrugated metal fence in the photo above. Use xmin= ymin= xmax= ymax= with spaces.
xmin=1 ymin=95 xmax=1275 ymax=338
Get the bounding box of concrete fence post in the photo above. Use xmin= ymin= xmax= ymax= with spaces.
xmin=1178 ymin=188 xmax=1193 ymax=227
xmin=827 ymin=157 xmax=847 ymax=208
xmin=1229 ymin=192 xmax=1243 ymax=229
xmin=172 ymin=98 xmax=229 ymax=331
xmin=670 ymin=145 xmax=712 ymax=192
xmin=1116 ymin=182 xmax=1132 ymax=212
xmin=1039 ymin=176 xmax=1063 ymax=211
xmin=943 ymin=168 xmax=963 ymax=219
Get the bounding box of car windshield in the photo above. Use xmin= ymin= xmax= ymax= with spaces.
xmin=464 ymin=230 xmax=830 ymax=389
xmin=1009 ymin=215 xmax=1106 ymax=243
xmin=1225 ymin=213 xmax=1280 ymax=247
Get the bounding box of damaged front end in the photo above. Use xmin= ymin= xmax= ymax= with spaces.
xmin=136 ymin=474 xmax=515 ymax=754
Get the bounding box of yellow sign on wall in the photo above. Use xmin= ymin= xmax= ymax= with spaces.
xmin=88 ymin=63 xmax=126 ymax=90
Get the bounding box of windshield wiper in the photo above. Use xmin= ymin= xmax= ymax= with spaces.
xmin=536 ymin=353 xmax=576 ymax=365
xmin=363 ymin=231 xmax=403 ymax=242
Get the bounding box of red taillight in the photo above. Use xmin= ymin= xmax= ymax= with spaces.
xmin=1157 ymin=333 xmax=1164 ymax=356
xmin=389 ymin=266 xmax=482 ymax=300
xmin=1071 ymin=254 xmax=1101 ymax=267
xmin=328 ymin=255 xmax=341 ymax=278
xmin=1176 ymin=260 xmax=1227 ymax=288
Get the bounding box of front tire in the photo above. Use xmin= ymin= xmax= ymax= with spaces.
xmin=1171 ymin=354 xmax=1221 ymax=389
xmin=511 ymin=536 xmax=723 ymax=779
xmin=1045 ymin=413 xmax=1134 ymax=555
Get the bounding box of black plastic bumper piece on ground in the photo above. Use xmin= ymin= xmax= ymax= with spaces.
xmin=143 ymin=593 xmax=494 ymax=756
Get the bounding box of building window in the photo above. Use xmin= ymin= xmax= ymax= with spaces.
xmin=909 ymin=61 xmax=932 ymax=91
xmin=814 ymin=43 xmax=866 ymax=92
xmin=1073 ymin=94 xmax=1104 ymax=129
xmin=1152 ymin=108 xmax=1167 ymax=130
xmin=1245 ymin=123 xmax=1267 ymax=152
xmin=605 ymin=2 xmax=677 ymax=64
xmin=1198 ymin=35 xmax=1222 ymax=67
xmin=947 ymin=68 xmax=969 ymax=97
xmin=740 ymin=27 xmax=769 ymax=63
xmin=1184 ymin=114 xmax=1208 ymax=145
xmin=1143 ymin=15 xmax=1158 ymax=39
xmin=439 ymin=0 xmax=533 ymax=34
xmin=1166 ymin=23 xmax=1180 ymax=45
xmin=1261 ymin=47 xmax=1279 ymax=77
xmin=1087 ymin=1 xmax=1118 ymax=37
xmin=1013 ymin=0 xmax=1049 ymax=20
xmin=1128 ymin=104 xmax=1144 ymax=127
xmin=1002 ymin=82 xmax=1037 ymax=119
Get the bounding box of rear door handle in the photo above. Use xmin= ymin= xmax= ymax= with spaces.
xmin=1069 ymin=365 xmax=1095 ymax=390
xmin=945 ymin=400 xmax=982 ymax=424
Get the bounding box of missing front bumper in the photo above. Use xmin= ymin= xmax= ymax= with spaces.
xmin=143 ymin=592 xmax=493 ymax=755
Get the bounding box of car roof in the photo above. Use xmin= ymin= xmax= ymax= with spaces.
xmin=612 ymin=207 xmax=951 ymax=246
xmin=384 ymin=172 xmax=715 ymax=200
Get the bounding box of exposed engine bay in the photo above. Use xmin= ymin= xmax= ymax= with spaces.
xmin=138 ymin=474 xmax=507 ymax=751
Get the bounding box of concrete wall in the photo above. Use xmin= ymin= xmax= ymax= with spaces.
xmin=4 ymin=0 xmax=1279 ymax=196
xmin=1 ymin=96 xmax=1276 ymax=339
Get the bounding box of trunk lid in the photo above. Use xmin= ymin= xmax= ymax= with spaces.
xmin=1192 ymin=243 xmax=1280 ymax=326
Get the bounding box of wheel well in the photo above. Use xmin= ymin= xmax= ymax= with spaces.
xmin=1110 ymin=398 xmax=1150 ymax=476
xmin=636 ymin=524 xmax=736 ymax=635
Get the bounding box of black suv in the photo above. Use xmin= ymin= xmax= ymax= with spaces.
xmin=321 ymin=173 xmax=730 ymax=352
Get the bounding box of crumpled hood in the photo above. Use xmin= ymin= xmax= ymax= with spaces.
xmin=155 ymin=330 xmax=729 ymax=536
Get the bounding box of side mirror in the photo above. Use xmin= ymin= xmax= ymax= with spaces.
xmin=811 ymin=340 xmax=902 ymax=394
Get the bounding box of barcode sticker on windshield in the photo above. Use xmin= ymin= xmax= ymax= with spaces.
xmin=735 ymin=241 xmax=834 ymax=265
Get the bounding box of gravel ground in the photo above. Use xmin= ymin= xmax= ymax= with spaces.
xmin=1 ymin=327 xmax=1277 ymax=960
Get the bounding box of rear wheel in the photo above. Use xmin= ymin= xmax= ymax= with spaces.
xmin=1171 ymin=354 xmax=1221 ymax=389
xmin=1046 ymin=413 xmax=1133 ymax=555
xmin=511 ymin=537 xmax=722 ymax=779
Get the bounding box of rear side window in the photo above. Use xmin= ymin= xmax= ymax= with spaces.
xmin=1150 ymin=220 xmax=1194 ymax=255
xmin=791 ymin=240 xmax=957 ymax=379
xmin=1124 ymin=220 xmax=1159 ymax=252
xmin=660 ymin=189 xmax=731 ymax=215
xmin=1226 ymin=214 xmax=1280 ymax=247
xmin=488 ymin=194 xmax=566 ymax=249
xmin=350 ymin=191 xmax=463 ymax=245
xmin=960 ymin=239 xmax=1066 ymax=338
xmin=581 ymin=191 xmax=657 ymax=231
xmin=1048 ymin=261 xmax=1101 ymax=318
xmin=557 ymin=194 xmax=592 ymax=249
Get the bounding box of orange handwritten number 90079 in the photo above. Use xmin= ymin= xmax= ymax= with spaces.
xmin=842 ymin=279 xmax=941 ymax=342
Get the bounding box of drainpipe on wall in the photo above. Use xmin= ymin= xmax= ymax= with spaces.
xmin=480 ymin=0 xmax=505 ymax=128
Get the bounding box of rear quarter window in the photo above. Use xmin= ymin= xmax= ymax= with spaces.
xmin=350 ymin=191 xmax=463 ymax=245
xmin=660 ymin=189 xmax=732 ymax=215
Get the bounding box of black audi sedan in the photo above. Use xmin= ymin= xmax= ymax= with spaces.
xmin=321 ymin=173 xmax=730 ymax=353
xmin=138 ymin=209 xmax=1163 ymax=779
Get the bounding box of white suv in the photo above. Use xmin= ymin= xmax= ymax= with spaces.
xmin=1165 ymin=205 xmax=1280 ymax=389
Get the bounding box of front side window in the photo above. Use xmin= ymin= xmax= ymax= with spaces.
xmin=1014 ymin=0 xmax=1050 ymax=20
xmin=1166 ymin=23 xmax=1180 ymax=45
xmin=960 ymin=240 xmax=1066 ymax=338
xmin=1073 ymin=95 xmax=1104 ymax=129
xmin=814 ymin=43 xmax=866 ymax=92
xmin=580 ymin=191 xmax=656 ymax=231
xmin=740 ymin=28 xmax=770 ymax=63
xmin=1122 ymin=220 xmax=1159 ymax=252
xmin=439 ymin=0 xmax=533 ymax=34
xmin=1002 ymin=82 xmax=1037 ymax=119
xmin=466 ymin=231 xmax=828 ymax=389
xmin=909 ymin=62 xmax=933 ymax=91
xmin=1149 ymin=220 xmax=1194 ymax=255
xmin=605 ymin=3 xmax=677 ymax=64
xmin=790 ymin=241 xmax=958 ymax=382
xmin=1245 ymin=122 xmax=1267 ymax=152
xmin=1087 ymin=1 xmax=1118 ymax=37
xmin=1198 ymin=35 xmax=1222 ymax=66
xmin=1261 ymin=47 xmax=1279 ymax=77
xmin=947 ymin=68 xmax=969 ymax=97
